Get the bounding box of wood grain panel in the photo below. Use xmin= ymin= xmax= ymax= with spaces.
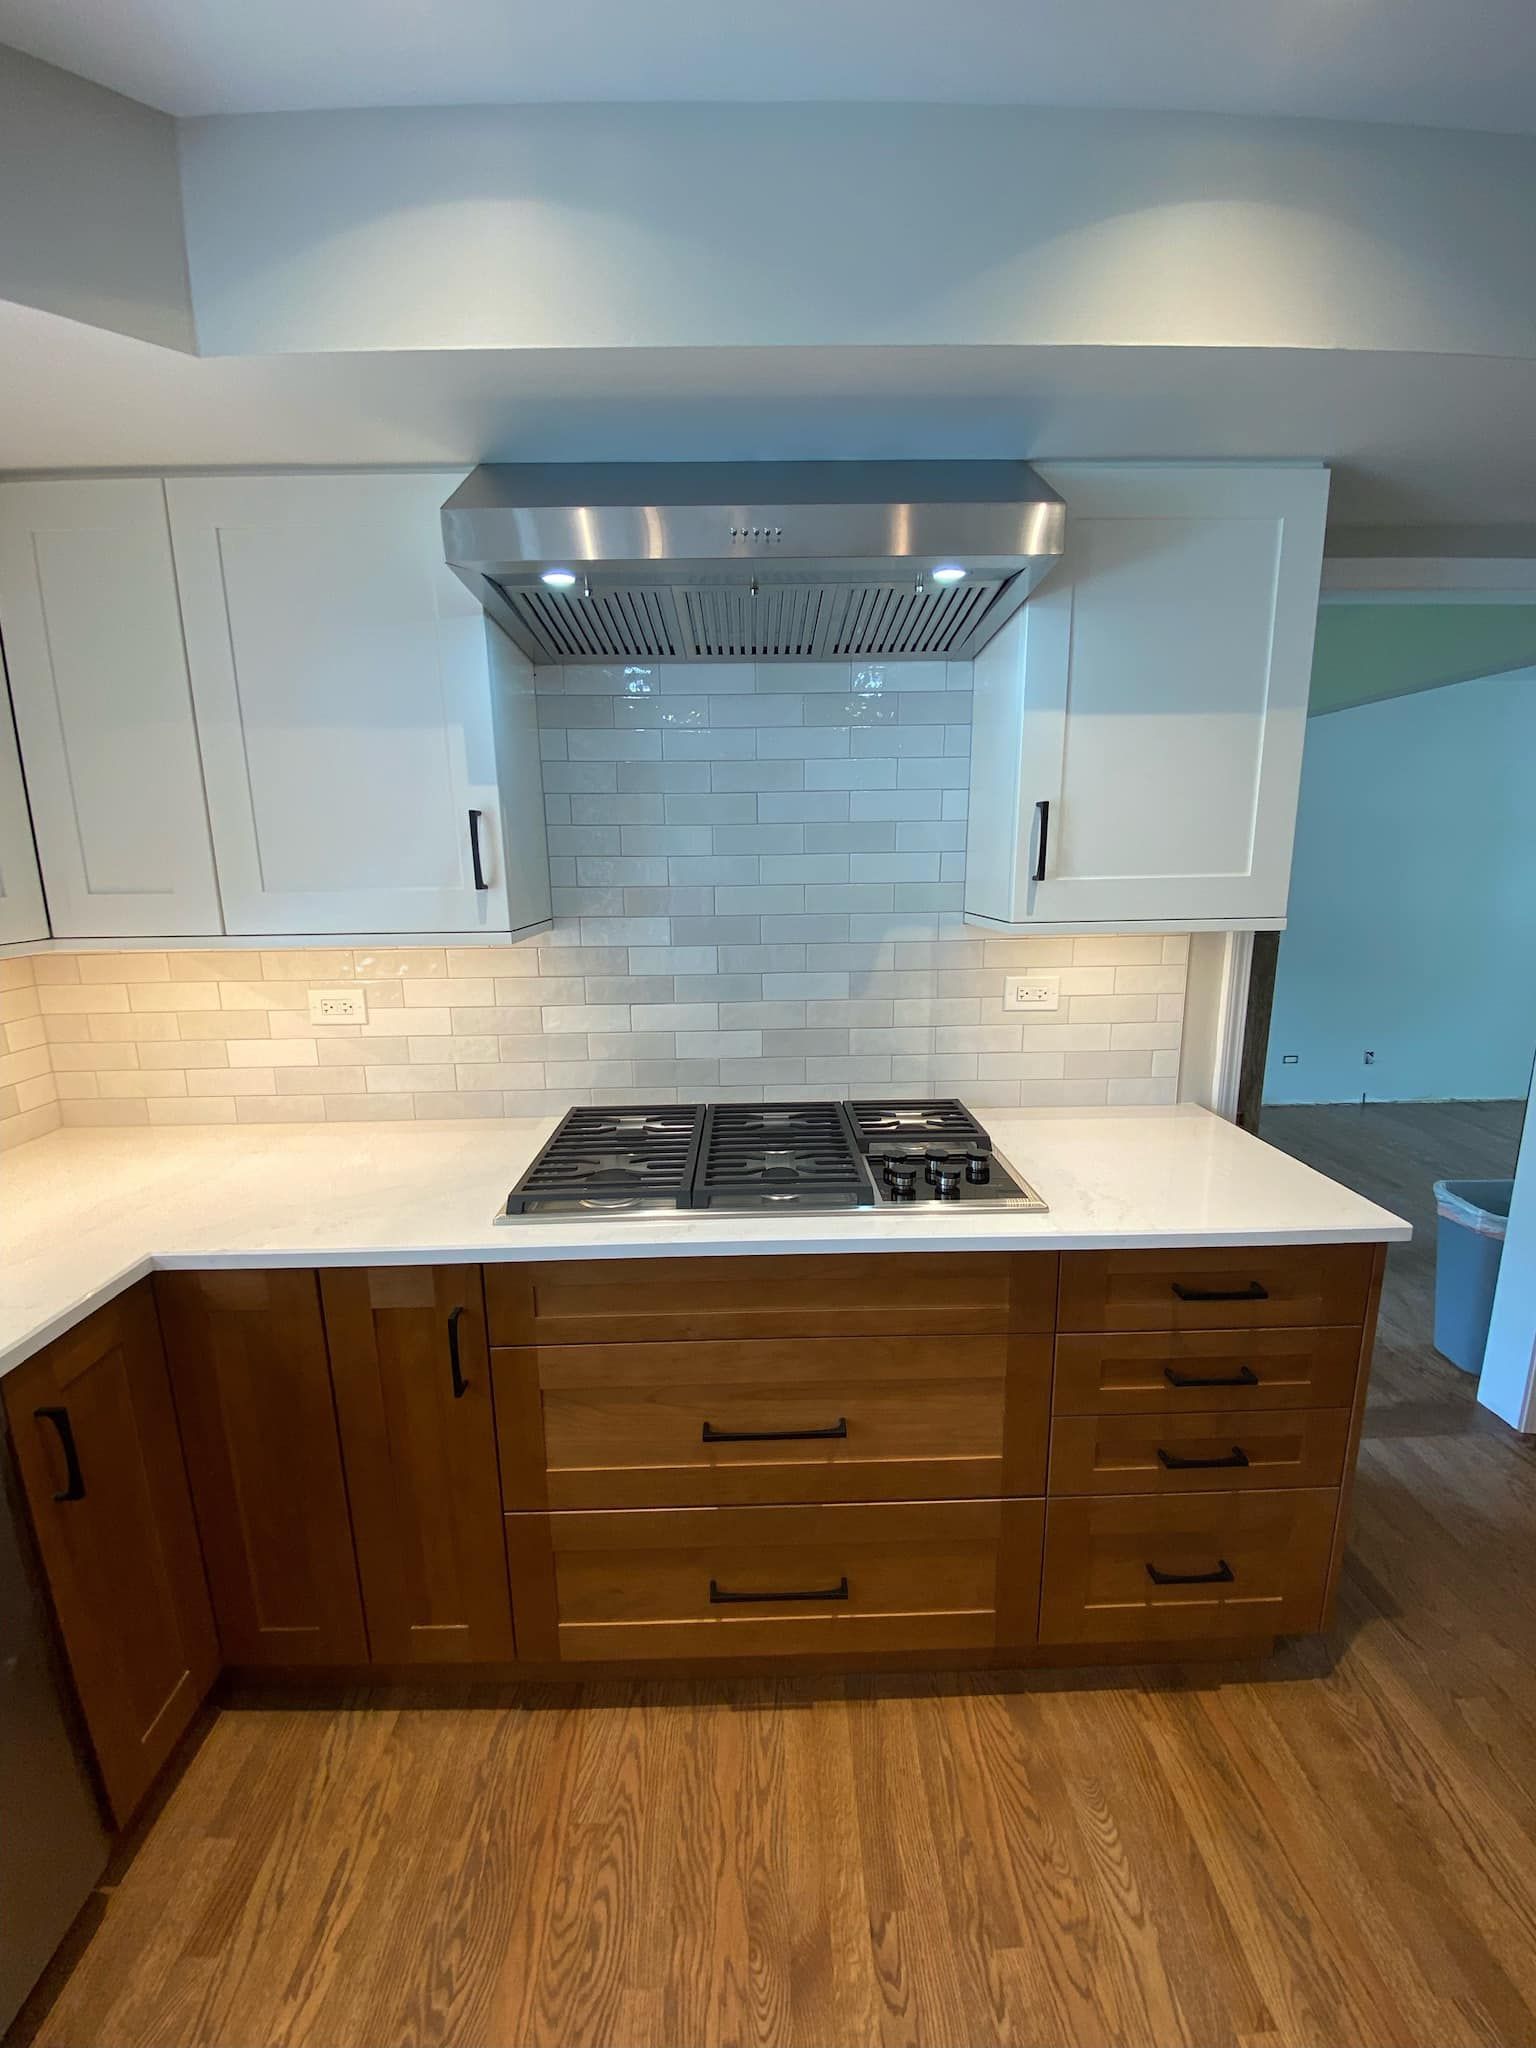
xmin=2 ymin=1284 xmax=219 ymax=1827
xmin=322 ymin=1266 xmax=513 ymax=1664
xmin=154 ymin=1270 xmax=367 ymax=1666
xmin=1053 ymin=1325 xmax=1361 ymax=1414
xmin=505 ymin=1498 xmax=1044 ymax=1661
xmin=1049 ymin=1407 xmax=1351 ymax=1496
xmin=1058 ymin=1243 xmax=1376 ymax=1332
xmin=492 ymin=1333 xmax=1050 ymax=1508
xmin=1321 ymin=1241 xmax=1389 ymax=1628
xmin=485 ymin=1251 xmax=1057 ymax=1346
xmin=1039 ymin=1489 xmax=1338 ymax=1644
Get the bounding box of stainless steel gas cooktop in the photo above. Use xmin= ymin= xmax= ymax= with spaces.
xmin=498 ymin=1099 xmax=1047 ymax=1220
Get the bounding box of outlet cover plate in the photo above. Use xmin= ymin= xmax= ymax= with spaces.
xmin=308 ymin=988 xmax=368 ymax=1024
xmin=1003 ymin=973 xmax=1060 ymax=1013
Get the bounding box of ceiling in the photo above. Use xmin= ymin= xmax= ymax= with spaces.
xmin=2 ymin=0 xmax=1535 ymax=131
xmin=5 ymin=302 xmax=1536 ymax=535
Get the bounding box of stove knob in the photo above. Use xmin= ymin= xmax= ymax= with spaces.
xmin=932 ymin=1163 xmax=963 ymax=1198
xmin=965 ymin=1142 xmax=991 ymax=1184
xmin=885 ymin=1162 xmax=919 ymax=1199
xmin=924 ymin=1147 xmax=949 ymax=1184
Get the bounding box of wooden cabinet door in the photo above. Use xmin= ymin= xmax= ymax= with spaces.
xmin=966 ymin=463 xmax=1328 ymax=930
xmin=322 ymin=1266 xmax=513 ymax=1664
xmin=155 ymin=1270 xmax=367 ymax=1666
xmin=166 ymin=472 xmax=512 ymax=936
xmin=0 ymin=479 xmax=222 ymax=938
xmin=0 ymin=677 xmax=48 ymax=945
xmin=2 ymin=1285 xmax=219 ymax=1826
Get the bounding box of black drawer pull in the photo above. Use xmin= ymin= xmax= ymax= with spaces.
xmin=1146 ymin=1559 xmax=1234 ymax=1587
xmin=1157 ymin=1445 xmax=1250 ymax=1470
xmin=34 ymin=1407 xmax=85 ymax=1502
xmin=709 ymin=1577 xmax=850 ymax=1605
xmin=467 ymin=809 xmax=489 ymax=891
xmin=1171 ymin=1280 xmax=1269 ymax=1303
xmin=1032 ymin=798 xmax=1050 ymax=882
xmin=702 ymin=1417 xmax=848 ymax=1444
xmin=447 ymin=1305 xmax=469 ymax=1399
xmin=1163 ymin=1364 xmax=1260 ymax=1389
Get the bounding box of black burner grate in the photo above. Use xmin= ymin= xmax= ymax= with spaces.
xmin=845 ymin=1098 xmax=990 ymax=1151
xmin=689 ymin=1101 xmax=872 ymax=1210
xmin=502 ymin=1097 xmax=1040 ymax=1218
xmin=506 ymin=1105 xmax=704 ymax=1212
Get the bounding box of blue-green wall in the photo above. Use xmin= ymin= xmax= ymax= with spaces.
xmin=1267 ymin=668 xmax=1536 ymax=1104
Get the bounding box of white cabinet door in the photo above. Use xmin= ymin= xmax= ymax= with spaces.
xmin=966 ymin=465 xmax=1328 ymax=930
xmin=0 ymin=680 xmax=48 ymax=944
xmin=167 ymin=473 xmax=513 ymax=936
xmin=0 ymin=480 xmax=222 ymax=938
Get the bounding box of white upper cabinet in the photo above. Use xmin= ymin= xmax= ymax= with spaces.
xmin=0 ymin=480 xmax=222 ymax=938
xmin=0 ymin=681 xmax=48 ymax=945
xmin=167 ymin=472 xmax=539 ymax=937
xmin=966 ymin=464 xmax=1329 ymax=931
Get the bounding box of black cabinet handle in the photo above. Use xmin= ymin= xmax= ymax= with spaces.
xmin=709 ymin=1577 xmax=850 ymax=1605
xmin=1172 ymin=1280 xmax=1269 ymax=1303
xmin=1157 ymin=1445 xmax=1250 ymax=1470
xmin=1032 ymin=799 xmax=1050 ymax=882
xmin=701 ymin=1418 xmax=848 ymax=1444
xmin=1163 ymin=1364 xmax=1259 ymax=1389
xmin=467 ymin=809 xmax=488 ymax=891
xmin=1146 ymin=1559 xmax=1234 ymax=1587
xmin=34 ymin=1407 xmax=85 ymax=1502
xmin=447 ymin=1306 xmax=469 ymax=1399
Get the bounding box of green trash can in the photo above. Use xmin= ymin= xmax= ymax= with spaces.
xmin=1432 ymin=1178 xmax=1513 ymax=1373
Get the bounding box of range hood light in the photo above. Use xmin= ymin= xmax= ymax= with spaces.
xmin=931 ymin=564 xmax=968 ymax=584
xmin=540 ymin=567 xmax=578 ymax=588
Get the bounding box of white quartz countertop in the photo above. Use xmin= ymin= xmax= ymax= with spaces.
xmin=0 ymin=1106 xmax=1408 ymax=1378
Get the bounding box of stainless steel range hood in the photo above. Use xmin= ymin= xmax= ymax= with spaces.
xmin=442 ymin=461 xmax=1065 ymax=665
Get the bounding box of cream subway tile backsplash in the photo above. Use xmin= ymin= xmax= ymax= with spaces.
xmin=0 ymin=958 xmax=59 ymax=1150
xmin=145 ymin=1097 xmax=239 ymax=1130
xmin=5 ymin=658 xmax=1192 ymax=1129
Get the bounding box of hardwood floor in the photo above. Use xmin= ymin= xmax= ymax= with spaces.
xmin=18 ymin=1102 xmax=1536 ymax=2048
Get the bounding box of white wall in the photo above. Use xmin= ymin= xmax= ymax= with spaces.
xmin=0 ymin=46 xmax=193 ymax=350
xmin=1265 ymin=669 xmax=1536 ymax=1105
xmin=177 ymin=104 xmax=1536 ymax=359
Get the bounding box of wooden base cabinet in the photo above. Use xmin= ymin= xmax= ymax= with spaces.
xmin=155 ymin=1271 xmax=368 ymax=1667
xmin=1 ymin=1286 xmax=218 ymax=1826
xmin=322 ymin=1266 xmax=513 ymax=1664
xmin=506 ymin=1500 xmax=1045 ymax=1663
xmin=5 ymin=1240 xmax=1385 ymax=1751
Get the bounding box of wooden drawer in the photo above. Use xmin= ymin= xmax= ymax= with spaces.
xmin=1039 ymin=1489 xmax=1338 ymax=1645
xmin=1058 ymin=1244 xmax=1376 ymax=1333
xmin=493 ymin=1334 xmax=1050 ymax=1508
xmin=1053 ymin=1327 xmax=1363 ymax=1414
xmin=505 ymin=1498 xmax=1045 ymax=1662
xmin=1049 ymin=1408 xmax=1351 ymax=1496
xmin=486 ymin=1252 xmax=1057 ymax=1346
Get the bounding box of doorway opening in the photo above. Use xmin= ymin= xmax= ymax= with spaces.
xmin=1253 ymin=591 xmax=1536 ymax=1420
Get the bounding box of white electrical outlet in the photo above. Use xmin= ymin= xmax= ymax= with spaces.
xmin=1003 ymin=973 xmax=1060 ymax=1013
xmin=308 ymin=988 xmax=368 ymax=1024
